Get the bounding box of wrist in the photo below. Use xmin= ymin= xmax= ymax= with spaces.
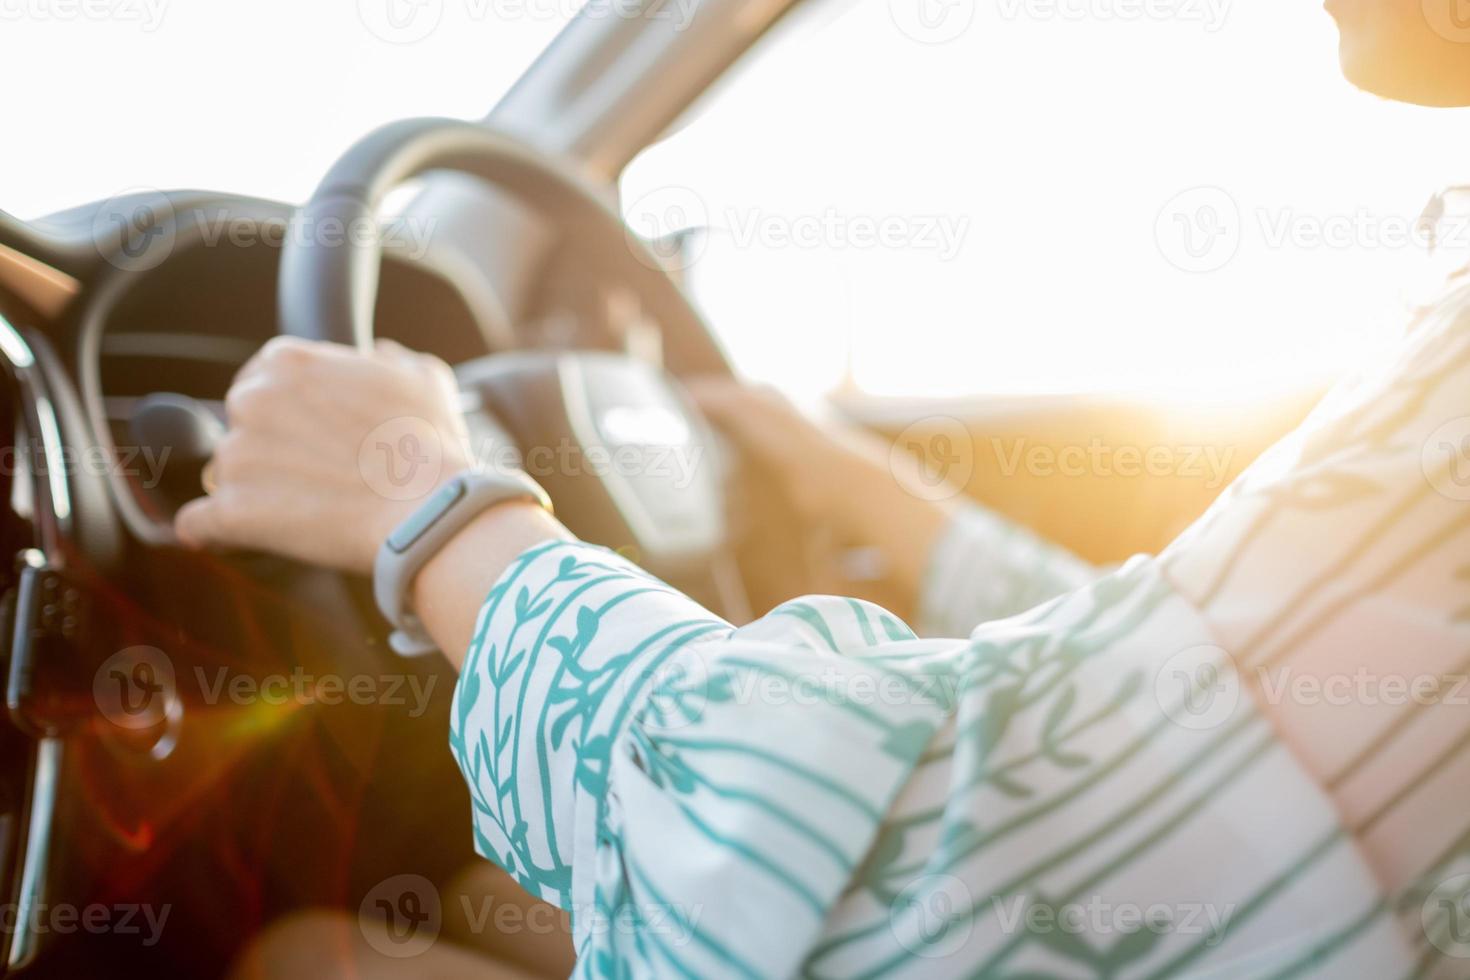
xmin=410 ymin=501 xmax=569 ymax=665
xmin=371 ymin=467 xmax=559 ymax=656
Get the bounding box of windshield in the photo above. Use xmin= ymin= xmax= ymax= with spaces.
xmin=0 ymin=0 xmax=573 ymax=219
xmin=624 ymin=2 xmax=1470 ymax=401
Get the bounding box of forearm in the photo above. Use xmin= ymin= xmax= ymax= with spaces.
xmin=445 ymin=539 xmax=951 ymax=971
xmin=823 ymin=437 xmax=957 ymax=613
xmin=819 ymin=420 xmax=1102 ymax=636
xmin=824 ymin=428 xmax=1097 ymax=636
xmin=817 ymin=426 xmax=964 ymax=614
xmin=410 ymin=500 xmax=571 ymax=669
xmin=689 ymin=379 xmax=955 ymax=615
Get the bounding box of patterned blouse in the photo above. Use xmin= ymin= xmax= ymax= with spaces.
xmin=448 ymin=282 xmax=1470 ymax=978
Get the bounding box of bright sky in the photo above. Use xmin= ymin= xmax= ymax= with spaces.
xmin=6 ymin=0 xmax=1470 ymax=402
xmin=0 ymin=0 xmax=570 ymax=215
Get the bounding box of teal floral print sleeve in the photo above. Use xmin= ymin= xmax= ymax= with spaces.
xmin=448 ymin=547 xmax=1406 ymax=978
xmin=449 ymin=280 xmax=1470 ymax=977
xmin=448 ymin=543 xmax=951 ymax=976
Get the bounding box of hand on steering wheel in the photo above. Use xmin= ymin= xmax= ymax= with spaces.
xmin=690 ymin=378 xmax=955 ymax=618
xmin=175 ymin=337 xmax=475 ymax=574
xmin=186 ymin=116 xmax=741 ymax=620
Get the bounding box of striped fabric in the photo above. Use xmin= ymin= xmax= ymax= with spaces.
xmin=448 ymin=284 xmax=1470 ymax=978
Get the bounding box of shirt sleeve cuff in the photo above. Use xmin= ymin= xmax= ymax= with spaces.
xmin=448 ymin=540 xmax=732 ymax=906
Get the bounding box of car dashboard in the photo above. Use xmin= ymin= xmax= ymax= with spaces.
xmin=0 ymin=194 xmax=515 ymax=975
xmin=72 ymin=195 xmax=497 ymax=544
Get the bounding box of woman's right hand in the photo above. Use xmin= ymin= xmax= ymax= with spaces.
xmin=686 ymin=378 xmax=957 ymax=613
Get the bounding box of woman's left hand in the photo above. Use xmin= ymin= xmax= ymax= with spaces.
xmin=175 ymin=337 xmax=476 ymax=574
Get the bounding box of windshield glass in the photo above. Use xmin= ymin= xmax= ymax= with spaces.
xmin=624 ymin=2 xmax=1470 ymax=401
xmin=1 ymin=0 xmax=572 ymax=218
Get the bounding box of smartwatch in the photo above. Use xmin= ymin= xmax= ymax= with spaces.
xmin=374 ymin=469 xmax=553 ymax=656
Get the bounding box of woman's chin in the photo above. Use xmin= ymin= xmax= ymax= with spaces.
xmin=1335 ymin=21 xmax=1470 ymax=107
xmin=1339 ymin=45 xmax=1470 ymax=106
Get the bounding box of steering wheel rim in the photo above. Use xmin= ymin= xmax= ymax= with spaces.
xmin=277 ymin=116 xmax=727 ymax=376
xmin=274 ymin=119 xmax=833 ymax=626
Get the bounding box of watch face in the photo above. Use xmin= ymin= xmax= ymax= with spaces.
xmin=385 ymin=478 xmax=466 ymax=553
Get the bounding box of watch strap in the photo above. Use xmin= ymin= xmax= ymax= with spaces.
xmin=374 ymin=469 xmax=552 ymax=656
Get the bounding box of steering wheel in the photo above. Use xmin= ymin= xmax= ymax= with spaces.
xmin=278 ymin=117 xmax=719 ymax=357
xmin=276 ymin=117 xmax=750 ymax=618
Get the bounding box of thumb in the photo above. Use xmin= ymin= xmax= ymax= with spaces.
xmin=683 ymin=375 xmax=746 ymax=414
xmin=174 ymin=494 xmax=227 ymax=549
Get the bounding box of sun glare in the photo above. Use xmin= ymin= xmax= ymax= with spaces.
xmin=622 ymin=0 xmax=1470 ymax=404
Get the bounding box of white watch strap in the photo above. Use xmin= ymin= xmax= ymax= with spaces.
xmin=373 ymin=469 xmax=552 ymax=656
